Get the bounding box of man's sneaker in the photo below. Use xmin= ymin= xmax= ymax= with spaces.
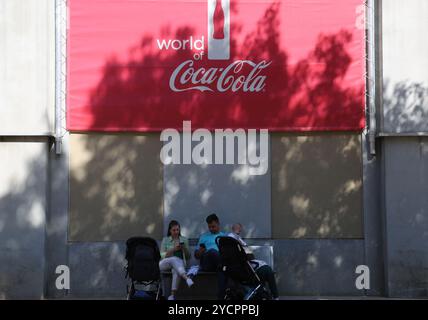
xmin=186 ymin=278 xmax=194 ymax=287
xmin=168 ymin=295 xmax=175 ymax=300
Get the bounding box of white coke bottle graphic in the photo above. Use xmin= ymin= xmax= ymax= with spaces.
xmin=208 ymin=0 xmax=230 ymax=60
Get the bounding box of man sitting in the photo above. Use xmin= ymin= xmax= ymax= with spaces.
xmin=194 ymin=214 xmax=227 ymax=299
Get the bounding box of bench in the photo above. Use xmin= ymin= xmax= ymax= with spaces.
xmin=161 ymin=245 xmax=274 ymax=299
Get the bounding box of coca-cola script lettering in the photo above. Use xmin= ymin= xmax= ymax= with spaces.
xmin=169 ymin=60 xmax=272 ymax=93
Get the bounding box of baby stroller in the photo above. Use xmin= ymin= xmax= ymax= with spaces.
xmin=216 ymin=236 xmax=272 ymax=300
xmin=125 ymin=237 xmax=163 ymax=300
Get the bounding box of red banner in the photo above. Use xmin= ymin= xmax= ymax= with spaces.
xmin=67 ymin=0 xmax=366 ymax=132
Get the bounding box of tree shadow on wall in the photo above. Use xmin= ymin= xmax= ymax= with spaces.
xmin=70 ymin=2 xmax=365 ymax=239
xmin=69 ymin=133 xmax=163 ymax=242
xmin=84 ymin=2 xmax=364 ymax=130
xmin=0 ymin=139 xmax=49 ymax=299
xmin=68 ymin=2 xmax=366 ymax=297
xmin=383 ymin=79 xmax=428 ymax=132
xmin=271 ymin=132 xmax=364 ymax=239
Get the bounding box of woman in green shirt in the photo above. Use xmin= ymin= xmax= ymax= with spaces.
xmin=159 ymin=220 xmax=194 ymax=300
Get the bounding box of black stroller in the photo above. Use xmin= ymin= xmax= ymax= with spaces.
xmin=125 ymin=237 xmax=163 ymax=300
xmin=216 ymin=236 xmax=272 ymax=300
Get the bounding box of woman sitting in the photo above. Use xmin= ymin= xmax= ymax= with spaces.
xmin=159 ymin=220 xmax=194 ymax=300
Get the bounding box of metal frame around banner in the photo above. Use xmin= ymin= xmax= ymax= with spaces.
xmin=366 ymin=0 xmax=378 ymax=156
xmin=53 ymin=0 xmax=379 ymax=156
xmin=55 ymin=0 xmax=68 ymax=155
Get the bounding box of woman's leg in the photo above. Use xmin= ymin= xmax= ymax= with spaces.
xmin=169 ymin=256 xmax=188 ymax=280
xmin=159 ymin=257 xmax=173 ymax=272
xmin=159 ymin=258 xmax=176 ymax=297
xmin=169 ymin=256 xmax=194 ymax=292
xmin=171 ymin=269 xmax=180 ymax=293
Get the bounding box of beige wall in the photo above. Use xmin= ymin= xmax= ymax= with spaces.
xmin=69 ymin=132 xmax=363 ymax=241
xmin=272 ymin=133 xmax=363 ymax=239
xmin=69 ymin=133 xmax=163 ymax=241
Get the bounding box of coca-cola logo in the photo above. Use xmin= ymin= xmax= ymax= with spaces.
xmin=156 ymin=0 xmax=271 ymax=93
xmin=170 ymin=60 xmax=272 ymax=93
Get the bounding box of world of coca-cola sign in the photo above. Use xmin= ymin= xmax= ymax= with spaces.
xmin=169 ymin=60 xmax=271 ymax=93
xmin=67 ymin=0 xmax=366 ymax=132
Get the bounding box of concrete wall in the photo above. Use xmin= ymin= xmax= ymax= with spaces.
xmin=0 ymin=0 xmax=55 ymax=135
xmin=60 ymin=239 xmax=368 ymax=299
xmin=68 ymin=132 xmax=364 ymax=241
xmin=383 ymin=138 xmax=428 ymax=297
xmin=274 ymin=239 xmax=365 ymax=296
xmin=62 ymin=131 xmax=369 ymax=298
xmin=0 ymin=0 xmax=55 ymax=299
xmin=68 ymin=242 xmax=126 ymax=299
xmin=164 ymin=133 xmax=271 ymax=239
xmin=0 ymin=138 xmax=48 ymax=299
xmin=380 ymin=0 xmax=428 ymax=298
xmin=272 ymin=133 xmax=363 ymax=239
xmin=69 ymin=133 xmax=163 ymax=241
xmin=2 ymin=0 xmax=428 ymax=300
xmin=361 ymin=133 xmax=385 ymax=297
xmin=44 ymin=134 xmax=69 ymax=299
xmin=382 ymin=0 xmax=428 ymax=133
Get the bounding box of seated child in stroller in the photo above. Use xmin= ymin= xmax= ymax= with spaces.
xmin=227 ymin=223 xmax=279 ymax=300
